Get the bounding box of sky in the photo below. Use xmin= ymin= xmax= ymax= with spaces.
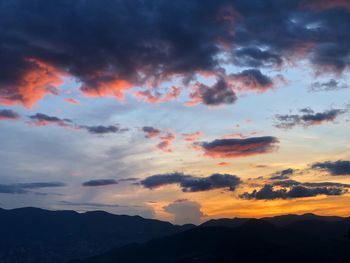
xmin=0 ymin=0 xmax=350 ymax=225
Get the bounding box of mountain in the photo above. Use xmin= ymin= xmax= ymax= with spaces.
xmin=262 ymin=213 xmax=345 ymax=226
xmin=1 ymin=208 xmax=349 ymax=263
xmin=0 ymin=207 xmax=193 ymax=263
xmin=73 ymin=217 xmax=350 ymax=263
xmin=201 ymin=213 xmax=344 ymax=228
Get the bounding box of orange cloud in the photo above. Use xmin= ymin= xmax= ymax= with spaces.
xmin=134 ymin=86 xmax=181 ymax=104
xmin=81 ymin=79 xmax=133 ymax=101
xmin=0 ymin=58 xmax=64 ymax=108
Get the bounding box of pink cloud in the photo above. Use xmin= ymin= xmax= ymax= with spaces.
xmin=65 ymin=98 xmax=80 ymax=104
xmin=157 ymin=132 xmax=176 ymax=152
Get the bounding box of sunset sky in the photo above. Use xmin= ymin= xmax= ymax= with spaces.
xmin=0 ymin=0 xmax=350 ymax=224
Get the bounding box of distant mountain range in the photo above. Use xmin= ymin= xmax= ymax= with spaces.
xmin=0 ymin=207 xmax=193 ymax=263
xmin=0 ymin=207 xmax=349 ymax=263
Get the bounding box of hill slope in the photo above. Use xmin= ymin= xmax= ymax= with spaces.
xmin=0 ymin=207 xmax=192 ymax=263
xmin=74 ymin=217 xmax=350 ymax=263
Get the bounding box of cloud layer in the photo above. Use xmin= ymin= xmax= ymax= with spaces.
xmin=0 ymin=182 xmax=65 ymax=194
xmin=82 ymin=179 xmax=118 ymax=187
xmin=0 ymin=109 xmax=20 ymax=120
xmin=275 ymin=108 xmax=347 ymax=129
xmin=1 ymin=0 xmax=350 ymax=106
xmin=311 ymin=160 xmax=350 ymax=176
xmin=164 ymin=199 xmax=204 ymax=225
xmin=141 ymin=172 xmax=241 ymax=192
xmin=240 ymin=184 xmax=346 ymax=200
xmin=195 ymin=136 xmax=279 ymax=158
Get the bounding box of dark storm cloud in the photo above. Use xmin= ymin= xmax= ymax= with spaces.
xmin=1 ymin=0 xmax=350 ymax=107
xmin=309 ymin=79 xmax=349 ymax=92
xmin=275 ymin=108 xmax=346 ymax=129
xmin=0 ymin=181 xmax=66 ymax=194
xmin=311 ymin=160 xmax=350 ymax=176
xmin=240 ymin=184 xmax=346 ymax=200
xmin=270 ymin=168 xmax=295 ymax=180
xmin=80 ymin=125 xmax=128 ymax=134
xmin=141 ymin=172 xmax=241 ymax=192
xmin=232 ymin=1 xmax=350 ymax=72
xmin=82 ymin=179 xmax=118 ymax=187
xmin=195 ymin=136 xmax=279 ymax=158
xmin=190 ymin=79 xmax=237 ymax=106
xmin=0 ymin=109 xmax=20 ymax=120
xmin=0 ymin=0 xmax=236 ymax=106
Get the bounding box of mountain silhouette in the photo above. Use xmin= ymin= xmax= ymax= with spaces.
xmin=0 ymin=207 xmax=193 ymax=263
xmin=73 ymin=215 xmax=350 ymax=263
xmin=0 ymin=207 xmax=349 ymax=263
xmin=201 ymin=213 xmax=344 ymax=228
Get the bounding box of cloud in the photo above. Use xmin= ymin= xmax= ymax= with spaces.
xmin=233 ymin=47 xmax=283 ymax=68
xmin=0 ymin=181 xmax=66 ymax=194
xmin=240 ymin=184 xmax=347 ymax=200
xmin=80 ymin=125 xmax=128 ymax=134
xmin=0 ymin=0 xmax=239 ymax=106
xmin=164 ymin=199 xmax=204 ymax=225
xmin=142 ymin=126 xmax=161 ymax=139
xmin=227 ymin=69 xmax=274 ymax=93
xmin=118 ymin=178 xmax=139 ymax=182
xmin=195 ymin=136 xmax=279 ymax=158
xmin=141 ymin=172 xmax=241 ymax=192
xmin=182 ymin=131 xmax=203 ymax=142
xmin=311 ymin=160 xmax=350 ymax=176
xmin=28 ymin=113 xmax=73 ymax=127
xmin=0 ymin=59 xmax=64 ymax=108
xmin=2 ymin=0 xmax=350 ymax=107
xmin=28 ymin=112 xmax=129 ymax=134
xmin=0 ymin=109 xmax=20 ymax=120
xmin=141 ymin=127 xmax=176 ymax=152
xmin=82 ymin=179 xmax=118 ymax=187
xmin=187 ymin=79 xmax=237 ymax=106
xmin=302 ymin=0 xmax=350 ymax=11
xmin=273 ymin=179 xmax=350 ymax=188
xmin=18 ymin=182 xmax=66 ymax=189
xmin=57 ymin=201 xmax=120 ymax=208
xmin=134 ymin=86 xmax=181 ymax=104
xmin=309 ymin=79 xmax=349 ymax=92
xmin=270 ymin=168 xmax=295 ymax=180
xmin=64 ymin=98 xmax=80 ymax=104
xmin=217 ymin=162 xmax=230 ymax=166
xmin=156 ymin=132 xmax=176 ymax=152
xmin=275 ymin=108 xmax=347 ymax=129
